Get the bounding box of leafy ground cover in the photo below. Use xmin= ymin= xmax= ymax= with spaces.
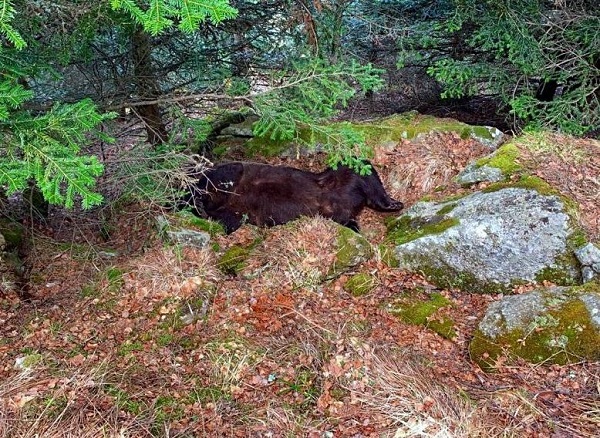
xmin=1 ymin=127 xmax=599 ymax=437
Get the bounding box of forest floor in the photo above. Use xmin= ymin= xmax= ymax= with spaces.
xmin=1 ymin=116 xmax=599 ymax=437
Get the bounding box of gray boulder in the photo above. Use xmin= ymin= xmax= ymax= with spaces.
xmin=470 ymin=285 xmax=600 ymax=368
xmin=455 ymin=163 xmax=504 ymax=185
xmin=156 ymin=215 xmax=212 ymax=249
xmin=165 ymin=229 xmax=211 ymax=248
xmin=575 ymin=243 xmax=600 ymax=282
xmin=390 ymin=187 xmax=581 ymax=293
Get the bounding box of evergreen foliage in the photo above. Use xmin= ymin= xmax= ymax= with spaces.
xmin=252 ymin=60 xmax=384 ymax=172
xmin=0 ymin=88 xmax=113 ymax=208
xmin=400 ymin=0 xmax=599 ymax=134
xmin=0 ymin=0 xmax=26 ymax=49
xmin=0 ymin=4 xmax=113 ymax=209
xmin=110 ymin=0 xmax=238 ymax=35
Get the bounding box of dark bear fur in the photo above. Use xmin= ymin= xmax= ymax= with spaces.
xmin=186 ymin=161 xmax=403 ymax=233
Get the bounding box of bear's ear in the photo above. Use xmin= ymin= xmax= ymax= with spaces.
xmin=316 ymin=167 xmax=346 ymax=189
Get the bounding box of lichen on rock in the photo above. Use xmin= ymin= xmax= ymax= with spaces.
xmin=390 ymin=187 xmax=582 ymax=293
xmin=470 ymin=284 xmax=600 ymax=369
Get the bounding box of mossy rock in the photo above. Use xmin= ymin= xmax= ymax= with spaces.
xmin=470 ymin=284 xmax=600 ymax=370
xmin=475 ymin=143 xmax=522 ymax=175
xmin=215 ymin=112 xmax=502 ymax=160
xmin=390 ymin=187 xmax=582 ymax=294
xmin=386 ymin=214 xmax=460 ymax=246
xmin=354 ymin=112 xmax=502 ymax=147
xmin=388 ymin=292 xmax=456 ymax=339
xmin=218 ymin=245 xmax=253 ymax=275
xmin=0 ymin=219 xmax=25 ymax=251
xmin=332 ymin=227 xmax=374 ymax=275
xmin=172 ymin=211 xmax=226 ymax=237
xmin=15 ymin=353 xmax=44 ymax=370
xmin=344 ymin=273 xmax=378 ymax=297
xmin=157 ymin=213 xmax=221 ymax=248
xmin=456 ymin=143 xmax=523 ymax=185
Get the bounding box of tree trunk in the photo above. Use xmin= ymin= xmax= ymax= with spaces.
xmin=131 ymin=28 xmax=169 ymax=146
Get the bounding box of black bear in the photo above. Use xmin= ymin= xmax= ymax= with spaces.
xmin=185 ymin=161 xmax=403 ymax=233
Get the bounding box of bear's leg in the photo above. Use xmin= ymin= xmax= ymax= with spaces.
xmin=210 ymin=207 xmax=244 ymax=234
xmin=343 ymin=219 xmax=360 ymax=233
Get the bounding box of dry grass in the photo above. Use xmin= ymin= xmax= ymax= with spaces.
xmin=350 ymin=349 xmax=498 ymax=438
xmin=242 ymin=216 xmax=339 ymax=290
xmin=387 ymin=132 xmax=489 ymax=205
xmin=123 ymin=245 xmax=220 ymax=299
xmin=0 ymin=363 xmax=151 ymax=438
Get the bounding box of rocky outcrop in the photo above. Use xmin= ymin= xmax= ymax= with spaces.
xmin=213 ymin=112 xmax=506 ymax=159
xmin=389 ymin=184 xmax=582 ymax=293
xmin=455 ymin=143 xmax=522 ymax=185
xmin=470 ymin=284 xmax=600 ymax=368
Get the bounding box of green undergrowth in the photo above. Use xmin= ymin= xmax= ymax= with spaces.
xmin=344 ymin=272 xmax=378 ymax=297
xmin=217 ymin=239 xmax=261 ymax=275
xmin=388 ymin=292 xmax=456 ymax=339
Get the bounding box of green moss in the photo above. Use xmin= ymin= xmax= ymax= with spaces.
xmin=217 ymin=245 xmax=252 ymax=275
xmin=400 ymin=255 xmax=515 ymax=294
xmin=333 ymin=227 xmax=373 ymax=273
xmin=483 ymin=174 xmax=554 ymax=195
xmin=173 ymin=211 xmax=226 ymax=237
xmin=0 ymin=220 xmax=24 ymax=250
xmin=475 ymin=143 xmax=522 ymax=176
xmin=390 ymin=292 xmax=450 ymax=324
xmin=18 ymin=353 xmax=43 ymax=369
xmin=568 ymin=228 xmax=588 ymax=250
xmin=225 ymin=112 xmax=497 ymax=160
xmin=378 ymin=244 xmax=399 ymax=268
xmin=428 ymin=319 xmax=457 ymax=340
xmin=470 ymin=293 xmax=600 ymax=370
xmin=389 ymin=292 xmax=456 ymax=339
xmin=535 ymin=264 xmax=580 ymax=286
xmin=470 ymin=125 xmax=495 ymax=141
xmin=436 ymin=203 xmax=457 ymax=215
xmin=386 ymin=215 xmax=460 ymax=246
xmin=244 ymin=136 xmax=295 ymax=158
xmin=344 ymin=273 xmax=378 ymax=297
xmin=117 ymin=340 xmax=144 ymax=357
xmin=354 ymin=112 xmax=494 ymax=144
